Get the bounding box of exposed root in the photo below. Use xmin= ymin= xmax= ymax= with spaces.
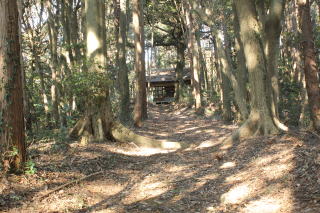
xmin=221 ymin=111 xmax=281 ymax=149
xmin=111 ymin=122 xmax=187 ymax=150
xmin=69 ymin=118 xmax=187 ymax=150
xmin=273 ymin=116 xmax=289 ymax=131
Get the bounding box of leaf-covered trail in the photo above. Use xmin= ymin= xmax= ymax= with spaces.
xmin=1 ymin=105 xmax=320 ymax=212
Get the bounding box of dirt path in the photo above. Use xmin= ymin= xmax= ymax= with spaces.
xmin=1 ymin=105 xmax=320 ymax=213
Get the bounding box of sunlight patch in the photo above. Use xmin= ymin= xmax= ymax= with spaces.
xmin=165 ymin=165 xmax=188 ymax=173
xmin=184 ymin=126 xmax=198 ymax=131
xmin=87 ymin=30 xmax=100 ymax=55
xmin=221 ymin=184 xmax=251 ymax=204
xmin=87 ymin=182 xmax=124 ymax=196
xmin=197 ymin=173 xmax=218 ymax=181
xmin=196 ymin=140 xmax=221 ymax=148
xmin=220 ymin=161 xmax=236 ymax=169
xmin=124 ymin=179 xmax=169 ymax=204
xmin=244 ymin=198 xmax=281 ymax=213
xmin=262 ymin=163 xmax=291 ymax=180
xmin=110 ymin=147 xmax=175 ymax=156
xmin=160 ymin=141 xmax=182 ymax=149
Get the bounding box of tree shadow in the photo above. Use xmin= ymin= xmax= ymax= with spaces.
xmin=4 ymin=106 xmax=320 ymax=212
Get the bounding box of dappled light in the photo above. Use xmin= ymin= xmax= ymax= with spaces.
xmin=2 ymin=0 xmax=320 ymax=212
xmin=244 ymin=197 xmax=283 ymax=213
xmin=3 ymin=105 xmax=319 ymax=212
xmin=220 ymin=161 xmax=236 ymax=169
xmin=221 ymin=183 xmax=251 ymax=204
xmin=87 ymin=30 xmax=100 ymax=56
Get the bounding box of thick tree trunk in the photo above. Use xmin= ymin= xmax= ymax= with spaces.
xmin=264 ymin=0 xmax=285 ymax=120
xmin=215 ymin=31 xmax=233 ymax=121
xmin=298 ymin=0 xmax=320 ymax=132
xmin=185 ymin=3 xmax=202 ymax=112
xmin=256 ymin=0 xmax=288 ymax=131
xmin=133 ymin=0 xmax=148 ymax=127
xmin=227 ymin=0 xmax=280 ymax=146
xmin=233 ymin=4 xmax=249 ymax=120
xmin=0 ymin=0 xmax=26 ymax=171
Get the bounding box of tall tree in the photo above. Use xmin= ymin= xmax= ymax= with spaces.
xmin=68 ymin=0 xmax=181 ymax=149
xmin=297 ymin=0 xmax=320 ymax=132
xmin=257 ymin=0 xmax=285 ymax=124
xmin=215 ymin=30 xmax=233 ymax=121
xmin=115 ymin=0 xmax=130 ymax=123
xmin=0 ymin=0 xmax=26 ymax=171
xmin=133 ymin=0 xmax=147 ymax=127
xmin=46 ymin=0 xmax=60 ymax=127
xmin=69 ymin=0 xmax=112 ymax=142
xmin=230 ymin=0 xmax=282 ymax=142
xmin=184 ymin=1 xmax=202 ymax=112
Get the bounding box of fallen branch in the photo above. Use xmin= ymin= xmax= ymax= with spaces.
xmin=37 ymin=171 xmax=105 ymax=200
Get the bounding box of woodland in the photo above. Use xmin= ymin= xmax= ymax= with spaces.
xmin=0 ymin=0 xmax=320 ymax=212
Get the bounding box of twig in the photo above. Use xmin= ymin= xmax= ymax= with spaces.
xmin=37 ymin=171 xmax=105 ymax=200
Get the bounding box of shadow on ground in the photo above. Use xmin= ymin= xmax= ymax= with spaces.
xmin=1 ymin=106 xmax=319 ymax=213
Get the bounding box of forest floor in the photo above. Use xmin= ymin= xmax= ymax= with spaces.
xmin=1 ymin=105 xmax=320 ymax=213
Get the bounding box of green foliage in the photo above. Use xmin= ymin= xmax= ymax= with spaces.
xmin=9 ymin=147 xmax=19 ymax=157
xmin=0 ymin=111 xmax=3 ymax=134
xmin=25 ymin=160 xmax=37 ymax=175
xmin=279 ymin=69 xmax=304 ymax=126
xmin=64 ymin=70 xmax=110 ymax=102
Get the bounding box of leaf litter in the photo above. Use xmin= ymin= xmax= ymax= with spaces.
xmin=1 ymin=105 xmax=320 ymax=212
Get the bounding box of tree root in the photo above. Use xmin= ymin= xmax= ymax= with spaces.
xmin=69 ymin=117 xmax=187 ymax=150
xmin=221 ymin=111 xmax=281 ymax=149
xmin=110 ymin=122 xmax=187 ymax=150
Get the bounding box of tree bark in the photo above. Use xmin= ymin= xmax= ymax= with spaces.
xmin=175 ymin=42 xmax=186 ymax=102
xmin=227 ymin=0 xmax=280 ymax=146
xmin=116 ymin=0 xmax=130 ymax=123
xmin=215 ymin=31 xmax=233 ymax=121
xmin=297 ymin=0 xmax=320 ymax=132
xmin=264 ymin=0 xmax=285 ymax=120
xmin=233 ymin=4 xmax=249 ymax=120
xmin=0 ymin=0 xmax=26 ymax=171
xmin=133 ymin=0 xmax=148 ymax=127
xmin=46 ymin=0 xmax=60 ymax=128
xmin=185 ymin=2 xmax=202 ymax=112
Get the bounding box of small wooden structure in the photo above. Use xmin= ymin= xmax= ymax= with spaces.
xmin=146 ymin=68 xmax=191 ymax=104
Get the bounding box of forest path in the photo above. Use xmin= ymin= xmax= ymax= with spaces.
xmin=2 ymin=105 xmax=320 ymax=213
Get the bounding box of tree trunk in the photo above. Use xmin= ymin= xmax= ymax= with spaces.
xmin=61 ymin=0 xmax=75 ymax=69
xmin=297 ymin=0 xmax=320 ymax=132
xmin=264 ymin=0 xmax=285 ymax=120
xmin=0 ymin=0 xmax=26 ymax=171
xmin=233 ymin=4 xmax=249 ymax=120
xmin=185 ymin=2 xmax=202 ymax=112
xmin=175 ymin=42 xmax=186 ymax=102
xmin=46 ymin=1 xmax=60 ymax=128
xmin=215 ymin=31 xmax=233 ymax=121
xmin=115 ymin=0 xmax=130 ymax=123
xmin=133 ymin=0 xmax=148 ymax=127
xmin=227 ymin=0 xmax=280 ymax=146
xmin=69 ymin=0 xmax=187 ymax=150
